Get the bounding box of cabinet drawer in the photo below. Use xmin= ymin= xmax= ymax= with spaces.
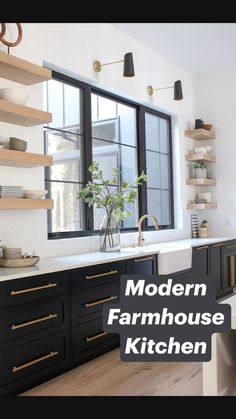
xmin=70 ymin=261 xmax=125 ymax=291
xmin=0 ymin=331 xmax=69 ymax=387
xmin=0 ymin=272 xmax=68 ymax=308
xmin=71 ymin=281 xmax=119 ymax=324
xmin=72 ymin=317 xmax=117 ymax=362
xmin=127 ymin=255 xmax=157 ymax=275
xmin=0 ymin=295 xmax=69 ymax=343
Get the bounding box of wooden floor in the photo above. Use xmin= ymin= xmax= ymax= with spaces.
xmin=22 ymin=349 xmax=203 ymax=396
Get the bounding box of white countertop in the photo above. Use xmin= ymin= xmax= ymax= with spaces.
xmin=0 ymin=237 xmax=234 ymax=283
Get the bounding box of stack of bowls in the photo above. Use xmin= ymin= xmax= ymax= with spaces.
xmin=9 ymin=137 xmax=27 ymax=152
xmin=2 ymin=247 xmax=22 ymax=260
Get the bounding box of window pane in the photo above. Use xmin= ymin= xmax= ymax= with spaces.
xmin=147 ymin=189 xmax=172 ymax=226
xmin=160 ymin=190 xmax=171 ymax=225
xmin=47 ymin=79 xmax=82 ymax=134
xmin=45 ymin=130 xmax=82 ymax=183
xmin=146 ymin=151 xmax=160 ymax=189
xmin=117 ymin=103 xmax=136 ymax=146
xmin=92 ymin=93 xmax=136 ymax=146
xmin=159 ymin=118 xmax=169 ymax=153
xmin=98 ymin=96 xmax=117 ymax=120
xmin=92 ymin=139 xmax=137 ymax=185
xmin=47 ymin=182 xmax=83 ymax=233
xmin=122 ymin=199 xmax=138 ymax=229
xmin=160 ymin=154 xmax=170 ymax=189
xmin=92 ymin=139 xmax=120 ymax=181
xmin=145 ymin=113 xmax=159 ymax=152
xmin=47 ymin=79 xmax=63 ymax=129
xmin=64 ymin=84 xmax=80 ymax=128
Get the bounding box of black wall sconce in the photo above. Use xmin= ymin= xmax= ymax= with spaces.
xmin=93 ymin=52 xmax=135 ymax=77
xmin=146 ymin=80 xmax=183 ymax=100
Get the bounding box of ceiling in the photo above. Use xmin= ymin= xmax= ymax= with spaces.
xmin=113 ymin=23 xmax=236 ymax=74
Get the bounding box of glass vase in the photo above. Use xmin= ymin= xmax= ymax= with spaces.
xmin=99 ymin=213 xmax=120 ymax=252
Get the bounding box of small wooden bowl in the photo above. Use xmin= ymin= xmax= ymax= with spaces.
xmin=203 ymin=124 xmax=213 ymax=131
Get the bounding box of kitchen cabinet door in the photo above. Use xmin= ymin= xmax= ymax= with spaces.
xmin=126 ymin=254 xmax=157 ymax=275
xmin=192 ymin=246 xmax=209 ymax=277
xmin=222 ymin=242 xmax=236 ymax=297
xmin=209 ymin=243 xmax=223 ymax=299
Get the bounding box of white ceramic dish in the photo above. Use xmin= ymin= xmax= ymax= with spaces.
xmin=0 ymin=87 xmax=29 ymax=105
xmin=23 ymin=190 xmax=48 ymax=199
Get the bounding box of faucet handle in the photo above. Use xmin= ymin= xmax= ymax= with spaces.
xmin=141 ymin=233 xmax=145 ymax=244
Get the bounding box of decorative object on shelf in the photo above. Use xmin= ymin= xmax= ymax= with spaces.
xmin=193 ymin=161 xmax=207 ymax=179
xmin=1 ymin=246 xmax=22 ymax=260
xmin=193 ymin=146 xmax=213 ymax=154
xmin=93 ymin=52 xmax=135 ymax=77
xmin=0 ymin=185 xmax=23 ymax=198
xmin=203 ymin=124 xmax=213 ymax=131
xmin=9 ymin=137 xmax=27 ymax=151
xmin=191 ymin=213 xmax=199 ymax=238
xmin=146 ymin=80 xmax=183 ymax=100
xmin=0 ymin=23 xmax=23 ymax=48
xmin=195 ymin=119 xmax=204 ymax=129
xmin=0 ymin=255 xmax=39 ymax=268
xmin=199 ymin=219 xmax=208 ymax=238
xmin=77 ymin=161 xmax=147 ymax=253
xmin=198 ymin=192 xmax=212 ymax=203
xmin=0 ymin=86 xmax=29 ymax=105
xmin=23 ymin=190 xmax=48 ymax=199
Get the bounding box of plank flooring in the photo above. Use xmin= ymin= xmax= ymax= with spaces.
xmin=22 ymin=349 xmax=203 ymax=396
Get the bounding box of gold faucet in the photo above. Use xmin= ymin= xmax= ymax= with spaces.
xmin=137 ymin=214 xmax=159 ymax=246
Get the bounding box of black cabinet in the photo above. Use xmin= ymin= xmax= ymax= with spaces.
xmin=69 ymin=261 xmax=124 ymax=367
xmin=222 ymin=242 xmax=236 ymax=296
xmin=126 ymin=254 xmax=157 ymax=275
xmin=192 ymin=245 xmax=209 ymax=276
xmin=209 ymin=243 xmax=223 ymax=299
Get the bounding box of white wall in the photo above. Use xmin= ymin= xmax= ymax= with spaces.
xmin=195 ymin=66 xmax=236 ymax=236
xmin=0 ymin=23 xmax=196 ymax=257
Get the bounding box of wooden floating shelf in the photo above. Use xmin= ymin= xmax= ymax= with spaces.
xmin=185 ymin=153 xmax=216 ymax=162
xmin=187 ymin=203 xmax=217 ymax=210
xmin=0 ymin=149 xmax=53 ymax=168
xmin=0 ymin=50 xmax=52 ymax=85
xmin=186 ymin=178 xmax=216 ymax=186
xmin=185 ymin=129 xmax=215 ymax=140
xmin=0 ymin=198 xmax=54 ymax=210
xmin=0 ymin=100 xmax=52 ymax=127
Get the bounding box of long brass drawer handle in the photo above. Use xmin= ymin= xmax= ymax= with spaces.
xmin=86 ymin=331 xmax=108 ymax=342
xmin=134 ymin=256 xmax=154 ymax=262
xmin=85 ymin=295 xmax=118 ymax=308
xmin=11 ymin=282 xmax=58 ymax=296
xmin=11 ymin=313 xmax=58 ymax=331
xmin=196 ymin=246 xmax=209 ymax=250
xmin=213 ymin=243 xmax=222 ymax=247
xmin=85 ymin=270 xmax=118 ymax=280
xmin=225 ymin=244 xmax=236 ymax=249
xmin=12 ymin=351 xmax=59 ymax=373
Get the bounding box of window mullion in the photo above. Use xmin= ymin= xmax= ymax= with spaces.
xmin=83 ymin=84 xmax=93 ymax=232
xmin=137 ymin=106 xmax=147 ymax=225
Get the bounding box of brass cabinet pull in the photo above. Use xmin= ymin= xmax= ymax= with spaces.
xmin=196 ymin=246 xmax=209 ymax=250
xmin=11 ymin=283 xmax=58 ymax=296
xmin=225 ymin=244 xmax=236 ymax=249
xmin=85 ymin=295 xmax=117 ymax=308
xmin=86 ymin=331 xmax=108 ymax=342
xmin=134 ymin=256 xmax=154 ymax=262
xmin=229 ymin=255 xmax=236 ymax=287
xmin=213 ymin=243 xmax=222 ymax=247
xmin=11 ymin=313 xmax=58 ymax=331
xmin=85 ymin=270 xmax=118 ymax=280
xmin=12 ymin=351 xmax=59 ymax=373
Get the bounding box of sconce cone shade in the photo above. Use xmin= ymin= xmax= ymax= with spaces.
xmin=174 ymin=80 xmax=183 ymax=100
xmin=123 ymin=52 xmax=135 ymax=77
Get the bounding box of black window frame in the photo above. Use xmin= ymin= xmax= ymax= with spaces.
xmin=45 ymin=70 xmax=174 ymax=240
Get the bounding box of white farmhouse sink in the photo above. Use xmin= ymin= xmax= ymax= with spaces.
xmin=157 ymin=247 xmax=192 ymax=275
